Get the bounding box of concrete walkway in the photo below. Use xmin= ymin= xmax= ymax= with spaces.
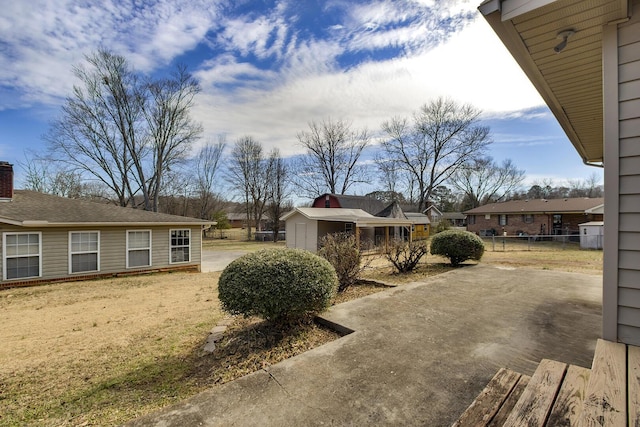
xmin=200 ymin=250 xmax=248 ymax=272
xmin=128 ymin=264 xmax=602 ymax=426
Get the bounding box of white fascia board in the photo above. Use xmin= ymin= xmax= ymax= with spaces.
xmin=501 ymin=0 xmax=559 ymax=21
xmin=478 ymin=0 xmax=500 ymax=15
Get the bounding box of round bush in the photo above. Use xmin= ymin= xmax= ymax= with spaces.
xmin=430 ymin=230 xmax=485 ymax=266
xmin=218 ymin=248 xmax=338 ymax=323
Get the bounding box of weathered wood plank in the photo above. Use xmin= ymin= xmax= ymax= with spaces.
xmin=629 ymin=345 xmax=640 ymax=427
xmin=547 ymin=365 xmax=590 ymax=426
xmin=488 ymin=375 xmax=530 ymax=427
xmin=451 ymin=368 xmax=521 ymax=427
xmin=580 ymin=339 xmax=627 ymax=427
xmin=502 ymin=359 xmax=567 ymax=427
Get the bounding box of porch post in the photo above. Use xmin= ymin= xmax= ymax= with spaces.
xmin=385 ymin=226 xmax=390 ymax=251
xmin=355 ymin=225 xmax=361 ymax=251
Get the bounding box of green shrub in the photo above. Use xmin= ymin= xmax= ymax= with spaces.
xmin=218 ymin=248 xmax=338 ymax=324
xmin=433 ymin=220 xmax=450 ymax=234
xmin=318 ymin=233 xmax=362 ymax=292
xmin=430 ymin=230 xmax=484 ymax=266
xmin=385 ymin=239 xmax=429 ymax=273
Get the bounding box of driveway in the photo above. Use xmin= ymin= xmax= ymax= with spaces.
xmin=130 ymin=264 xmax=602 ymax=426
xmin=200 ymin=249 xmax=248 ymax=272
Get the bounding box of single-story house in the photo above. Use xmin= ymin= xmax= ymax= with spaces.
xmin=479 ymin=0 xmax=639 ymax=345
xmin=464 ymin=198 xmax=604 ymax=236
xmin=0 ymin=162 xmax=211 ymax=288
xmin=424 ymin=205 xmax=443 ymax=223
xmin=225 ymin=212 xmax=268 ymax=230
xmin=311 ymin=194 xmax=430 ymax=239
xmin=283 ymin=207 xmax=414 ymax=253
xmin=424 ymin=206 xmax=466 ymax=227
xmin=442 ymin=212 xmax=467 ymax=227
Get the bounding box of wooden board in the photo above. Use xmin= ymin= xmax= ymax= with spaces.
xmin=451 ymin=368 xmax=522 ymax=427
xmin=547 ymin=365 xmax=591 ymax=426
xmin=580 ymin=339 xmax=627 ymax=427
xmin=502 ymin=359 xmax=567 ymax=427
xmin=488 ymin=375 xmax=530 ymax=427
xmin=629 ymin=345 xmax=640 ymax=427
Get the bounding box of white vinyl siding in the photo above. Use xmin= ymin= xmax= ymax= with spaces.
xmin=616 ymin=4 xmax=640 ymax=346
xmin=127 ymin=230 xmax=152 ymax=268
xmin=69 ymin=231 xmax=100 ymax=274
xmin=3 ymin=232 xmax=42 ymax=280
xmin=169 ymin=229 xmax=190 ymax=264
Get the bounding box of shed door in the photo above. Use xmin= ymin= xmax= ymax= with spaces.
xmin=295 ymin=223 xmax=307 ymax=250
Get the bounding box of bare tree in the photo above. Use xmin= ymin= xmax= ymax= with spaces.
xmin=295 ymin=118 xmax=370 ymax=198
xmin=20 ymin=155 xmax=86 ymax=198
xmin=265 ymin=148 xmax=290 ymax=242
xmin=379 ymin=97 xmax=491 ymax=211
xmin=142 ymin=65 xmax=202 ymax=211
xmin=193 ymin=138 xmax=226 ymax=219
xmin=227 ymin=137 xmax=270 ymax=240
xmin=450 ymin=157 xmax=525 ymax=209
xmin=45 ymin=49 xmax=202 ymax=211
xmin=567 ymin=172 xmax=603 ymax=198
xmin=45 ymin=50 xmax=138 ymax=206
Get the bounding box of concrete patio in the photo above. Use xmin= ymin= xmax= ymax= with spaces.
xmin=128 ymin=264 xmax=602 ymax=426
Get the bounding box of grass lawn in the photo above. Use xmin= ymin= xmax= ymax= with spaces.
xmin=0 ymin=239 xmax=602 ymax=426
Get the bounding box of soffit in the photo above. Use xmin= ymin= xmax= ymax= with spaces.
xmin=481 ymin=0 xmax=629 ymax=163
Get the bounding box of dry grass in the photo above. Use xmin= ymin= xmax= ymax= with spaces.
xmin=0 ymin=241 xmax=603 ymax=426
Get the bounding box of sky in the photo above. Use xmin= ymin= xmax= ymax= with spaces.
xmin=0 ymin=0 xmax=603 ymax=194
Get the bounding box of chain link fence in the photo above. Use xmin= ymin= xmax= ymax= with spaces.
xmin=480 ymin=234 xmax=603 ymax=252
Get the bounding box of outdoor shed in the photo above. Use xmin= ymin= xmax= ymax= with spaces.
xmin=579 ymin=221 xmax=604 ymax=250
xmin=0 ymin=163 xmax=211 ymax=288
xmin=283 ymin=207 xmax=413 ymax=253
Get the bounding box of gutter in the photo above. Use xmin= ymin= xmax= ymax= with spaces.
xmin=15 ymin=221 xmax=213 ymax=228
xmin=583 ymin=159 xmax=604 ymax=168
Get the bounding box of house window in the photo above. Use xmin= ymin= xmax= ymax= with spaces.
xmin=345 ymin=223 xmax=354 ymax=233
xmin=69 ymin=231 xmax=99 ymax=274
xmin=3 ymin=232 xmax=42 ymax=280
xmin=170 ymin=229 xmax=190 ymax=263
xmin=499 ymin=215 xmax=508 ymax=226
xmin=127 ymin=230 xmax=151 ymax=268
xmin=523 ymin=214 xmax=534 ymax=224
xmin=468 ymin=215 xmax=476 ymax=225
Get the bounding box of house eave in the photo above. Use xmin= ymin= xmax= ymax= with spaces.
xmin=479 ymin=0 xmax=629 ymax=164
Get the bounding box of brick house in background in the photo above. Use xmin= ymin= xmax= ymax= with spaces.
xmin=464 ymin=198 xmax=604 ymax=236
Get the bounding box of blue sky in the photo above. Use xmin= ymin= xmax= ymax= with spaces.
xmin=0 ymin=0 xmax=603 ymax=192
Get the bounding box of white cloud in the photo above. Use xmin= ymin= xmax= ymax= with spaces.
xmin=2 ymin=0 xmax=548 ymax=175
xmin=0 ymin=0 xmax=223 ymax=110
xmin=191 ymin=10 xmax=544 ymax=159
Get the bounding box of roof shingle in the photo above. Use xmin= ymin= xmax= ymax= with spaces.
xmin=0 ymin=190 xmax=209 ymax=227
xmin=464 ymin=198 xmax=604 ymax=215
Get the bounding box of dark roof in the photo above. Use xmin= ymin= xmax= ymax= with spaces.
xmin=315 ymin=194 xmax=386 ymax=215
xmin=442 ymin=212 xmax=466 ymax=220
xmin=375 ymin=201 xmax=407 ymax=219
xmin=464 ymin=198 xmax=604 ymax=215
xmin=0 ymin=190 xmax=209 ymax=227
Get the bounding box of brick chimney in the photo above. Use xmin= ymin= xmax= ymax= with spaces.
xmin=0 ymin=161 xmax=14 ymax=201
